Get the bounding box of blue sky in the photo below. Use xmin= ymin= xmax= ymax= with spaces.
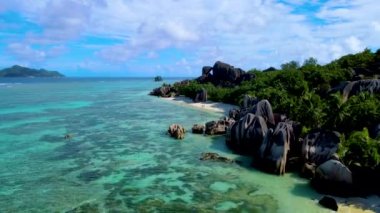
xmin=0 ymin=0 xmax=379 ymax=77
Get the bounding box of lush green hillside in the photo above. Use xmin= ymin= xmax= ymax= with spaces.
xmin=175 ymin=49 xmax=380 ymax=132
xmin=173 ymin=49 xmax=380 ymax=181
xmin=0 ymin=65 xmax=64 ymax=77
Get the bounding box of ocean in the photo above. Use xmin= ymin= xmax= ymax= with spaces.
xmin=0 ymin=78 xmax=328 ymax=212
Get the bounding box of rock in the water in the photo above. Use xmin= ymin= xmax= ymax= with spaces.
xmin=302 ymin=129 xmax=340 ymax=166
xmin=168 ymin=124 xmax=185 ymax=140
xmin=200 ymin=152 xmax=235 ymax=163
xmin=192 ymin=124 xmax=205 ymax=134
xmin=258 ymin=122 xmax=295 ymax=175
xmin=318 ymin=196 xmax=338 ymax=211
xmin=205 ymin=117 xmax=234 ymax=135
xmin=150 ymin=85 xmax=177 ymax=97
xmin=226 ymin=113 xmax=268 ymax=156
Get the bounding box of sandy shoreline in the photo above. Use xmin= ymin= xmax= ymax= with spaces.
xmin=161 ymin=95 xmax=238 ymax=115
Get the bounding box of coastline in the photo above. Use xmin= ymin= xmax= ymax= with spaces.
xmin=160 ymin=95 xmax=237 ymax=115
xmin=160 ymin=94 xmax=380 ymax=213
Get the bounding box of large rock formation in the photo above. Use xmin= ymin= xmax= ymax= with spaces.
xmin=196 ymin=61 xmax=255 ymax=87
xmin=258 ymin=122 xmax=295 ymax=175
xmin=228 ymin=98 xmax=274 ymax=125
xmin=301 ymin=129 xmax=340 ymax=167
xmin=342 ymin=79 xmax=380 ymax=101
xmin=226 ymin=113 xmax=268 ymax=155
xmin=150 ymin=85 xmax=177 ymax=97
xmin=312 ymin=160 xmax=353 ymax=195
xmin=194 ymin=88 xmax=207 ymax=103
xmin=252 ymin=99 xmax=275 ymax=127
xmin=192 ymin=124 xmax=205 ymax=134
xmin=150 ymin=80 xmax=190 ymax=97
xmin=168 ymin=124 xmax=185 ymax=140
xmin=300 ymin=130 xmax=355 ymax=194
xmin=315 ymin=160 xmax=353 ymax=184
xmin=242 ymin=94 xmax=258 ymax=109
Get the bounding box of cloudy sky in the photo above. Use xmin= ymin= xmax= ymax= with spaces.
xmin=0 ymin=0 xmax=379 ymax=76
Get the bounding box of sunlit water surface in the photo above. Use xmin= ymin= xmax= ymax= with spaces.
xmin=0 ymin=78 xmax=328 ymax=212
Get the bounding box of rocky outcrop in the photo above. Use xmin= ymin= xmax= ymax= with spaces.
xmin=228 ymin=108 xmax=241 ymax=120
xmin=227 ymin=113 xmax=268 ymax=155
xmin=196 ymin=61 xmax=255 ymax=87
xmin=342 ymin=79 xmax=380 ymax=101
xmin=150 ymin=80 xmax=191 ymax=97
xmin=328 ymin=81 xmax=350 ymax=95
xmin=200 ymin=152 xmax=235 ymax=163
xmin=312 ymin=160 xmax=353 ymax=195
xmin=252 ymin=99 xmax=275 ymax=127
xmin=194 ymin=88 xmax=207 ymax=102
xmin=301 ymin=130 xmax=340 ymax=166
xmin=258 ymin=122 xmax=295 ymax=175
xmin=300 ymin=129 xmax=340 ymax=178
xmin=315 ymin=160 xmax=353 ymax=184
xmin=242 ymin=94 xmax=258 ymax=109
xmin=300 ymin=130 xmax=356 ymax=195
xmin=150 ymin=85 xmax=177 ymax=97
xmin=192 ymin=124 xmax=205 ymax=134
xmin=168 ymin=124 xmax=185 ymax=140
xmin=205 ymin=117 xmax=235 ymax=135
xmin=228 ymin=98 xmax=274 ymax=124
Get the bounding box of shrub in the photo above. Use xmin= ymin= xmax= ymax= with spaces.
xmin=339 ymin=128 xmax=380 ymax=169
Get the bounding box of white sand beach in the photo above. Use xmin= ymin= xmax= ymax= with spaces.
xmin=161 ymin=95 xmax=238 ymax=115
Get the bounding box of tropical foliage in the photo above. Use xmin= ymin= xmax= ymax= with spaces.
xmin=173 ymin=48 xmax=380 ymax=169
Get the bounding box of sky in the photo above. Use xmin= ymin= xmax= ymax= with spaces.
xmin=0 ymin=0 xmax=379 ymax=77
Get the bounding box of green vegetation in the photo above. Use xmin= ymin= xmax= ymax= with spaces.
xmin=0 ymin=65 xmax=64 ymax=77
xmin=174 ymin=49 xmax=380 ymax=169
xmin=339 ymin=128 xmax=380 ymax=169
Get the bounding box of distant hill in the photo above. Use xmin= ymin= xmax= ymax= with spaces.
xmin=0 ymin=65 xmax=65 ymax=77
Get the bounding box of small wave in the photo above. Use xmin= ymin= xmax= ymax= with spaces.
xmin=0 ymin=83 xmax=23 ymax=87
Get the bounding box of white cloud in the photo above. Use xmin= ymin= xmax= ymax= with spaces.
xmin=6 ymin=43 xmax=67 ymax=62
xmin=7 ymin=43 xmax=46 ymax=62
xmin=372 ymin=21 xmax=380 ymax=32
xmin=345 ymin=36 xmax=363 ymax=52
xmin=1 ymin=0 xmax=380 ymax=74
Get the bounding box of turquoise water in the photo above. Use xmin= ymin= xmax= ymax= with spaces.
xmin=0 ymin=78 xmax=328 ymax=212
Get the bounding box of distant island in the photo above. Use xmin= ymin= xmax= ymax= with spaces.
xmin=0 ymin=65 xmax=65 ymax=77
xmin=154 ymin=76 xmax=163 ymax=82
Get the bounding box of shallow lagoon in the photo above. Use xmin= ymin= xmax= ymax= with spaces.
xmin=0 ymin=78 xmax=328 ymax=212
